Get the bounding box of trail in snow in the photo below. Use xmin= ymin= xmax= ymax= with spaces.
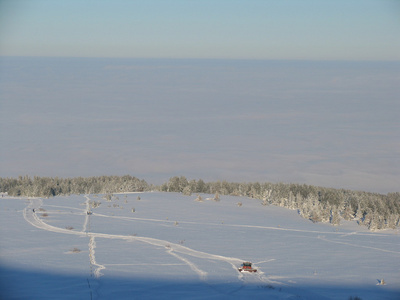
xmin=24 ymin=196 xmax=400 ymax=290
xmin=12 ymin=194 xmax=399 ymax=300
xmin=28 ymin=199 xmax=277 ymax=290
xmin=318 ymin=235 xmax=400 ymax=255
xmin=92 ymin=211 xmax=392 ymax=237
xmin=24 ymin=199 xmax=244 ymax=265
xmin=255 ymin=259 xmax=276 ymax=265
xmin=165 ymin=246 xmax=208 ymax=281
xmin=89 ymin=236 xmax=105 ymax=278
xmin=43 ymin=204 xmax=84 ymax=211
xmin=82 ymin=195 xmax=90 ymax=233
xmin=105 ymin=263 xmax=186 ymax=266
xmin=92 ymin=210 xmax=400 ymax=256
xmin=23 ymin=198 xmax=261 ymax=285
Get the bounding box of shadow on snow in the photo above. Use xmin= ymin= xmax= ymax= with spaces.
xmin=1 ymin=265 xmax=398 ymax=300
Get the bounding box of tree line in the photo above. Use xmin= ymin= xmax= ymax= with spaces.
xmin=160 ymin=176 xmax=400 ymax=231
xmin=1 ymin=175 xmax=399 ymax=230
xmin=0 ymin=175 xmax=149 ymax=198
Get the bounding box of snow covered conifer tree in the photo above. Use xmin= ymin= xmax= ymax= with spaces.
xmin=342 ymin=204 xmax=355 ymax=221
xmin=182 ymin=186 xmax=192 ymax=196
xmin=320 ymin=206 xmax=331 ymax=223
xmin=330 ymin=208 xmax=340 ymax=225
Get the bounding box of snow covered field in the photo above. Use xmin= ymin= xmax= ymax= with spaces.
xmin=1 ymin=192 xmax=399 ymax=299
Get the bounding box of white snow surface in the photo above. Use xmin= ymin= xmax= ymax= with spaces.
xmin=0 ymin=192 xmax=399 ymax=299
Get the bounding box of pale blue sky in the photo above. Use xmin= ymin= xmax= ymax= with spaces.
xmin=1 ymin=0 xmax=400 ymax=60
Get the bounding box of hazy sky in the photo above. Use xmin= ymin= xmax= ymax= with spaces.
xmin=1 ymin=0 xmax=400 ymax=60
xmin=1 ymin=58 xmax=399 ymax=193
xmin=0 ymin=1 xmax=399 ymax=193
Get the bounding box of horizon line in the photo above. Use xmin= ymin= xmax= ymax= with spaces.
xmin=1 ymin=55 xmax=400 ymax=64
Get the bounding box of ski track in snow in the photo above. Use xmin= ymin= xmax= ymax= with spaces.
xmin=318 ymin=235 xmax=400 ymax=255
xmin=82 ymin=195 xmax=90 ymax=233
xmin=255 ymin=259 xmax=276 ymax=265
xmin=91 ymin=211 xmax=393 ymax=237
xmin=105 ymin=263 xmax=186 ymax=266
xmin=43 ymin=204 xmax=83 ymax=211
xmin=23 ymin=197 xmax=275 ymax=289
xmin=89 ymin=236 xmax=105 ymax=278
xmin=165 ymin=246 xmax=208 ymax=281
xmin=23 ymin=195 xmax=400 ymax=298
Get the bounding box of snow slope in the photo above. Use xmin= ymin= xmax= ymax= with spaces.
xmin=1 ymin=192 xmax=399 ymax=299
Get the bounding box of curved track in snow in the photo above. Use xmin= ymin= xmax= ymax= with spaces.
xmin=24 ymin=196 xmax=400 ymax=286
xmin=21 ymin=194 xmax=400 ymax=300
xmin=23 ymin=197 xmax=276 ymax=287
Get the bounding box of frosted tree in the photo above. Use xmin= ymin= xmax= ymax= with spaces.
xmin=320 ymin=206 xmax=331 ymax=223
xmin=387 ymin=215 xmax=399 ymax=229
xmin=310 ymin=208 xmax=322 ymax=223
xmin=182 ymin=186 xmax=192 ymax=196
xmin=355 ymin=204 xmax=364 ymax=222
xmin=342 ymin=204 xmax=355 ymax=221
xmin=167 ymin=176 xmax=180 ymax=192
xmin=367 ymin=214 xmax=379 ymax=230
xmin=287 ymin=191 xmax=296 ymax=210
xmin=330 ymin=208 xmax=341 ymax=225
xmin=178 ymin=176 xmax=188 ymax=192
xmin=196 ymin=179 xmax=206 ymax=193
xmin=262 ymin=189 xmax=272 ymax=206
